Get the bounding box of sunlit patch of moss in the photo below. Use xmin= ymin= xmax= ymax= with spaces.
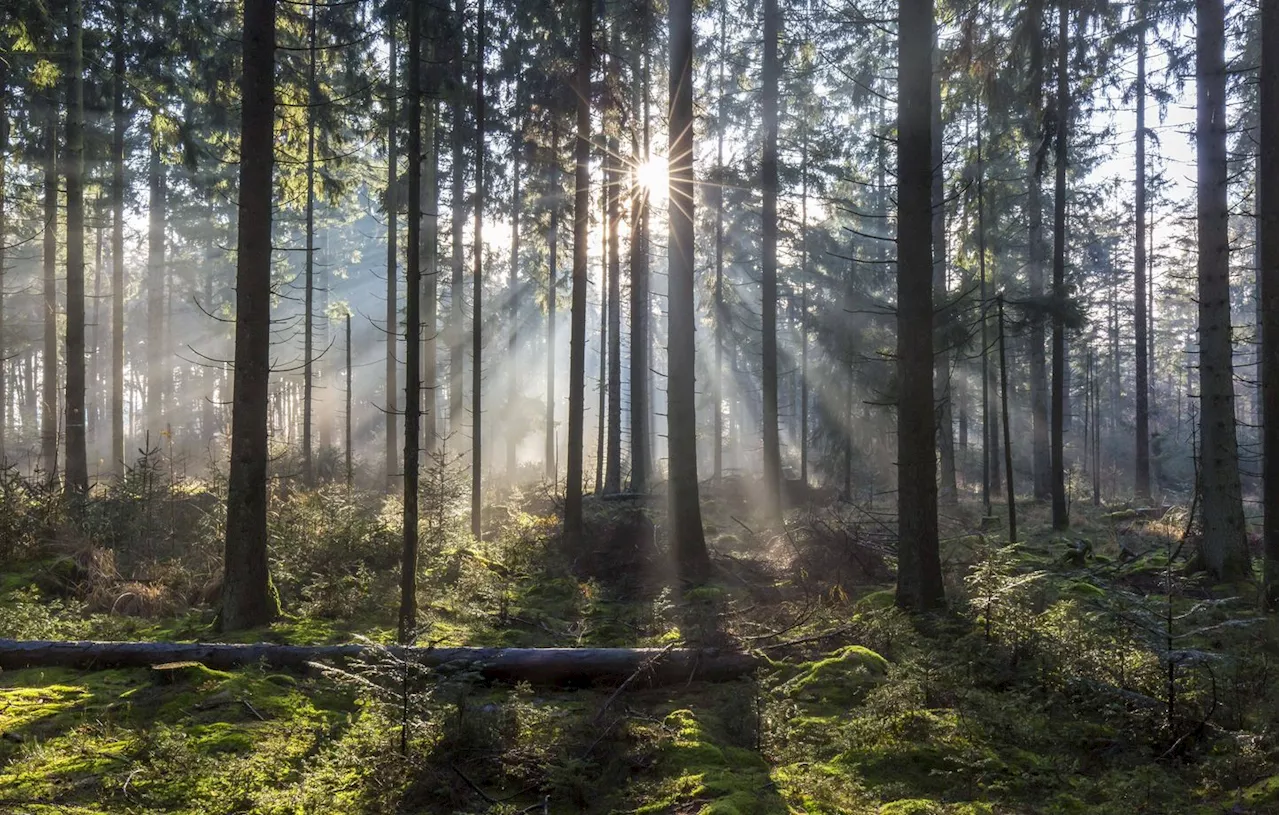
xmin=781 ymin=645 xmax=889 ymax=707
xmin=878 ymin=800 xmax=942 ymax=815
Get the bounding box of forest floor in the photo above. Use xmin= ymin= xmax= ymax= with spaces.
xmin=0 ymin=479 xmax=1275 ymax=814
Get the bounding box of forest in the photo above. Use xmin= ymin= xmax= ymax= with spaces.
xmin=0 ymin=0 xmax=1275 ymax=810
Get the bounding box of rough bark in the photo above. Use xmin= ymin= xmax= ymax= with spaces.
xmin=147 ymin=117 xmax=166 ymax=439
xmin=401 ymin=0 xmax=423 ymax=643
xmin=111 ymin=6 xmax=124 ymax=476
xmin=564 ymin=0 xmax=592 ymax=550
xmin=42 ymin=105 xmax=58 ymax=480
xmin=471 ymin=0 xmax=485 ymax=539
xmin=603 ymin=33 xmax=622 ymax=496
xmin=546 ymin=127 xmax=559 ymax=481
xmin=385 ymin=21 xmax=399 ymax=490
xmin=222 ymin=0 xmax=280 ymax=632
xmin=1026 ymin=0 xmax=1051 ymax=501
xmin=65 ymin=0 xmax=88 ymax=495
xmin=1193 ymin=0 xmax=1250 ymax=580
xmin=895 ymin=0 xmax=944 ymax=611
xmin=629 ymin=23 xmax=650 ymax=493
xmin=301 ymin=0 xmax=318 ymax=487
xmin=932 ymin=34 xmax=956 ymax=505
xmin=1133 ymin=0 xmax=1150 ymax=500
xmin=761 ymin=0 xmax=781 ymax=520
xmin=1049 ymin=0 xmax=1069 ymax=530
xmin=668 ymin=0 xmax=710 ymax=584
xmin=1260 ymin=0 xmax=1278 ymax=602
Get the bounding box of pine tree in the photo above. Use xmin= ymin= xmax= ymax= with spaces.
xmin=564 ymin=0 xmax=592 ymax=549
xmin=64 ymin=0 xmax=87 ymax=494
xmin=895 ymin=0 xmax=944 ymax=611
xmin=222 ymin=0 xmax=280 ymax=631
xmin=1192 ymin=0 xmax=1250 ymax=580
xmin=668 ymin=0 xmax=710 ymax=584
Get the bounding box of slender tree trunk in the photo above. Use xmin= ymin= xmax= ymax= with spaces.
xmin=799 ymin=142 xmax=808 ymax=485
xmin=998 ymin=296 xmax=1016 ymax=542
xmin=301 ymin=0 xmax=319 ymax=486
xmin=932 ymin=34 xmax=956 ymax=505
xmin=222 ymin=0 xmax=280 ymax=632
xmin=1193 ymin=0 xmax=1250 ymax=580
xmin=424 ymin=75 xmax=439 ymax=455
xmin=668 ymin=0 xmax=710 ymax=584
xmin=977 ymin=106 xmax=990 ymax=514
xmin=546 ymin=126 xmax=559 ymax=481
xmin=0 ymin=62 xmax=8 ymax=463
xmin=564 ymin=0 xmax=593 ymax=549
xmin=147 ymin=117 xmax=165 ymax=440
xmin=761 ymin=0 xmax=781 ymax=518
xmin=506 ymin=74 xmax=522 ymax=478
xmin=629 ymin=20 xmax=650 ymax=492
xmin=42 ymin=104 xmax=58 ymax=480
xmin=1133 ymin=0 xmax=1150 ymax=500
xmin=65 ymin=0 xmax=88 ymax=495
xmin=604 ymin=23 xmax=621 ymax=495
xmin=1260 ymin=0 xmax=1278 ymax=602
xmin=713 ymin=0 xmax=726 ymax=485
xmin=471 ymin=0 xmax=485 ymax=539
xmin=385 ymin=21 xmax=399 ymax=490
xmin=1026 ymin=0 xmax=1051 ymax=500
xmin=346 ymin=314 xmax=352 ymax=489
xmin=1049 ymin=0 xmax=1069 ymax=530
xmin=450 ymin=0 xmax=466 ymax=452
xmin=400 ymin=0 xmax=423 ymax=642
xmin=896 ymin=0 xmax=944 ymax=610
xmin=596 ymin=186 xmax=606 ymax=494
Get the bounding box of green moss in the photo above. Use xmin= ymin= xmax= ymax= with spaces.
xmin=783 ymin=645 xmax=889 ymax=706
xmin=878 ymin=800 xmax=942 ymax=815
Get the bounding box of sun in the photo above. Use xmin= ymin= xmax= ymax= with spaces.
xmin=635 ymin=155 xmax=668 ymax=202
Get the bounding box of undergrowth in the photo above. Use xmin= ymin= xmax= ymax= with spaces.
xmin=0 ymin=469 xmax=1274 ymax=814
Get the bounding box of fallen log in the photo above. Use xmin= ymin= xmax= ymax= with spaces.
xmin=0 ymin=639 xmax=760 ymax=686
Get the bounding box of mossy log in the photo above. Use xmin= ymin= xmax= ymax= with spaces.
xmin=0 ymin=639 xmax=760 ymax=685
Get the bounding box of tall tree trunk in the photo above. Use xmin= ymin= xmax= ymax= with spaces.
xmin=147 ymin=117 xmax=166 ymax=440
xmin=400 ymin=0 xmax=423 ymax=643
xmin=896 ymin=0 xmax=944 ymax=610
xmin=1260 ymin=0 xmax=1278 ymax=602
xmin=1026 ymin=0 xmax=1051 ymax=500
xmin=384 ymin=20 xmax=399 ymax=491
xmin=1193 ymin=0 xmax=1250 ymax=580
xmin=222 ymin=0 xmax=280 ymax=631
xmin=932 ymin=36 xmax=956 ymax=505
xmin=65 ymin=0 xmax=88 ymax=495
xmin=1133 ymin=0 xmax=1150 ymax=500
xmin=301 ymin=0 xmax=318 ymax=486
xmin=629 ymin=20 xmax=650 ymax=492
xmin=0 ymin=61 xmax=7 ymax=463
xmin=668 ymin=0 xmax=710 ymax=584
xmin=471 ymin=0 xmax=485 ymax=539
xmin=424 ymin=78 xmax=439 ymax=455
xmin=111 ymin=2 xmax=124 ymax=476
xmin=761 ymin=0 xmax=781 ymax=518
xmin=1049 ymin=0 xmax=1069 ymax=530
xmin=999 ymin=296 xmax=1016 ymax=541
xmin=346 ymin=314 xmax=352 ymax=488
xmin=596 ymin=185 xmax=606 ymax=493
xmin=712 ymin=0 xmax=726 ymax=486
xmin=604 ymin=23 xmax=621 ymax=495
xmin=977 ymin=105 xmax=990 ymax=513
xmin=546 ymin=127 xmax=559 ymax=481
xmin=564 ymin=0 xmax=592 ymax=549
xmin=449 ymin=0 xmax=466 ymax=452
xmin=42 ymin=104 xmax=58 ymax=480
xmin=506 ymin=74 xmax=522 ymax=477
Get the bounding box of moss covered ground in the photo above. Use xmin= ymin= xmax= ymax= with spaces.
xmin=0 ymin=495 xmax=1274 ymax=814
